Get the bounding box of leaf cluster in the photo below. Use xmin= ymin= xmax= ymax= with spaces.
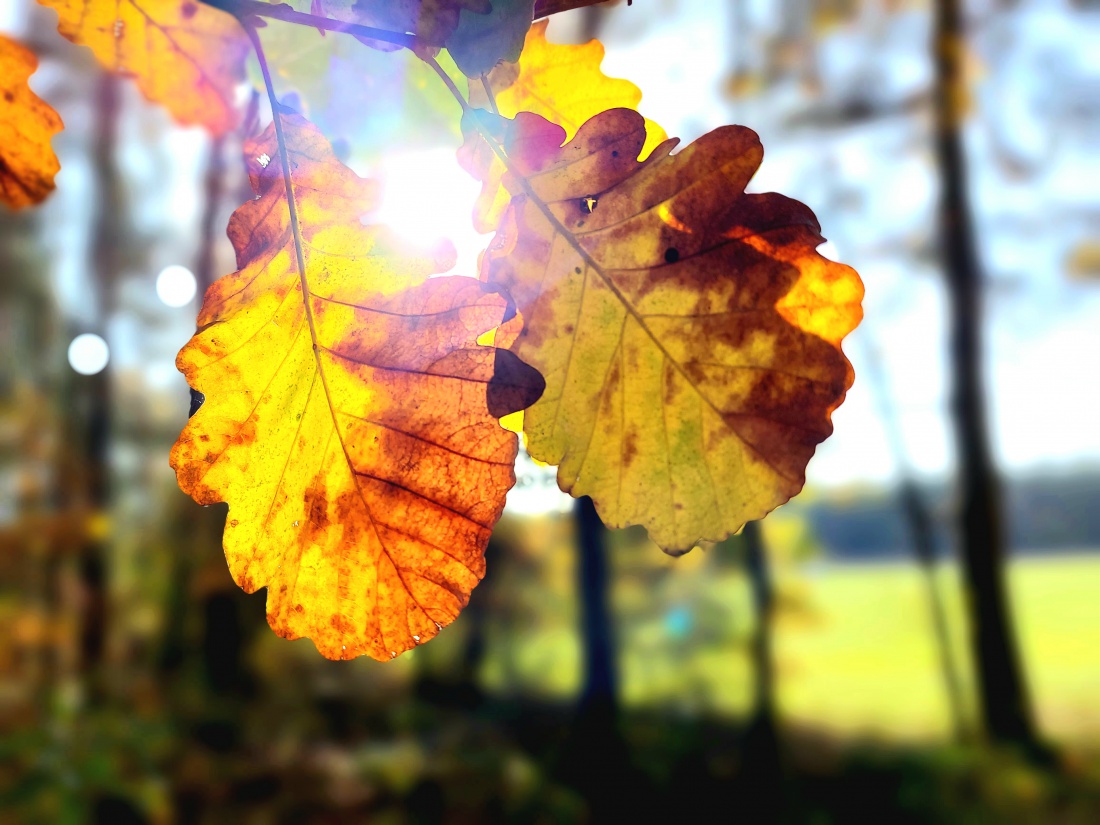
xmin=4 ymin=0 xmax=862 ymax=660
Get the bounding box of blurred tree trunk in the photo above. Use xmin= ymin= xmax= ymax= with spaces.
xmin=195 ymin=135 xmax=227 ymax=298
xmin=862 ymin=342 xmax=968 ymax=740
xmin=72 ymin=72 xmax=124 ymax=697
xmin=575 ymin=495 xmax=618 ymax=720
xmin=743 ymin=522 xmax=776 ymax=736
xmin=933 ymin=0 xmax=1037 ymax=749
xmin=740 ymin=521 xmax=784 ymax=819
xmin=569 ymin=495 xmax=629 ymax=819
xmin=157 ymin=134 xmax=228 ymax=680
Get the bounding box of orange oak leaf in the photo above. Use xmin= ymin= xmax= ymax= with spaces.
xmin=474 ymin=108 xmax=863 ymax=553
xmin=171 ymin=114 xmax=543 ymax=660
xmin=0 ymin=35 xmax=62 ymax=209
xmin=38 ymin=0 xmax=248 ymax=134
xmin=462 ymin=19 xmax=665 ymax=232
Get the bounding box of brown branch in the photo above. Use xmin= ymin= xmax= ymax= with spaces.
xmin=204 ymin=0 xmax=626 ymax=49
xmin=534 ymin=0 xmax=627 ymax=21
xmin=204 ymin=0 xmax=418 ymax=48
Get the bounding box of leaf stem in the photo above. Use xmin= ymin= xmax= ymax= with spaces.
xmin=243 ymin=20 xmax=341 ymax=439
xmin=480 ymin=74 xmax=500 ymax=115
xmin=243 ymin=23 xmax=315 ymax=341
xmin=423 ymin=55 xmax=472 ymax=113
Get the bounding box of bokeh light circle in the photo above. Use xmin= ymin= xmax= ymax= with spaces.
xmin=156 ymin=264 xmax=197 ymax=307
xmin=67 ymin=333 xmax=110 ymax=375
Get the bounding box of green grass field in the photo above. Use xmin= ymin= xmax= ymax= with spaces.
xmin=485 ymin=538 xmax=1100 ymax=747
xmin=764 ymin=554 xmax=1100 ymax=743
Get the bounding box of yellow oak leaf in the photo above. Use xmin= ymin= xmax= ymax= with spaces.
xmin=461 ymin=19 xmax=666 ymax=232
xmin=476 ymin=108 xmax=863 ymax=553
xmin=0 ymin=35 xmax=62 ymax=209
xmin=38 ymin=0 xmax=248 ymax=135
xmin=171 ymin=114 xmax=543 ymax=660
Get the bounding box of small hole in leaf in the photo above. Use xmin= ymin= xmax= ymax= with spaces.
xmin=581 ymin=196 xmax=598 ymax=214
xmin=188 ymin=389 xmax=205 ymax=417
xmin=257 ymin=153 xmax=271 ymax=168
xmin=665 ymin=248 xmax=680 ymax=264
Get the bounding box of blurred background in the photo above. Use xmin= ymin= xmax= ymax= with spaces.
xmin=2 ymin=0 xmax=1099 ymax=821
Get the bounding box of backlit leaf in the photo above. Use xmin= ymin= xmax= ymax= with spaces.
xmin=462 ymin=19 xmax=665 ymax=232
xmin=38 ymin=0 xmax=248 ymax=134
xmin=171 ymin=114 xmax=543 ymax=660
xmin=475 ymin=108 xmax=863 ymax=553
xmin=0 ymin=35 xmax=62 ymax=209
xmin=447 ymin=0 xmax=534 ymax=77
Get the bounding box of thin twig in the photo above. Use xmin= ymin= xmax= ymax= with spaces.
xmin=211 ymin=0 xmax=418 ymax=49
xmin=423 ymin=55 xmax=472 ymax=113
xmin=480 ymin=74 xmax=500 ymax=115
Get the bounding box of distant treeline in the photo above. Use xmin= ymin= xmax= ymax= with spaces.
xmin=808 ymin=471 xmax=1100 ymax=560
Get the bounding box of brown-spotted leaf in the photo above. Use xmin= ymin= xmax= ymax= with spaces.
xmin=38 ymin=0 xmax=248 ymax=134
xmin=479 ymin=108 xmax=863 ymax=553
xmin=461 ymin=19 xmax=665 ymax=232
xmin=0 ymin=35 xmax=62 ymax=209
xmin=171 ymin=115 xmax=543 ymax=660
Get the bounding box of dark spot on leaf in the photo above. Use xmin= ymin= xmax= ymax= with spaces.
xmin=611 ymin=150 xmax=619 ymax=158
xmin=180 ymin=1 xmax=198 ymax=19
xmin=622 ymin=431 xmax=637 ymax=467
xmin=303 ymin=485 xmax=329 ymax=544
xmin=3 ymin=91 xmax=13 ymax=103
xmin=665 ymin=248 xmax=680 ymax=264
xmin=574 ymin=267 xmax=582 ymax=275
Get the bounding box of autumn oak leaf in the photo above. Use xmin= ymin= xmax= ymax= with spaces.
xmin=447 ymin=0 xmax=534 ymax=77
xmin=38 ymin=0 xmax=248 ymax=135
xmin=462 ymin=19 xmax=665 ymax=232
xmin=0 ymin=35 xmax=62 ymax=209
xmin=171 ymin=115 xmax=543 ymax=660
xmin=475 ymin=108 xmax=863 ymax=553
